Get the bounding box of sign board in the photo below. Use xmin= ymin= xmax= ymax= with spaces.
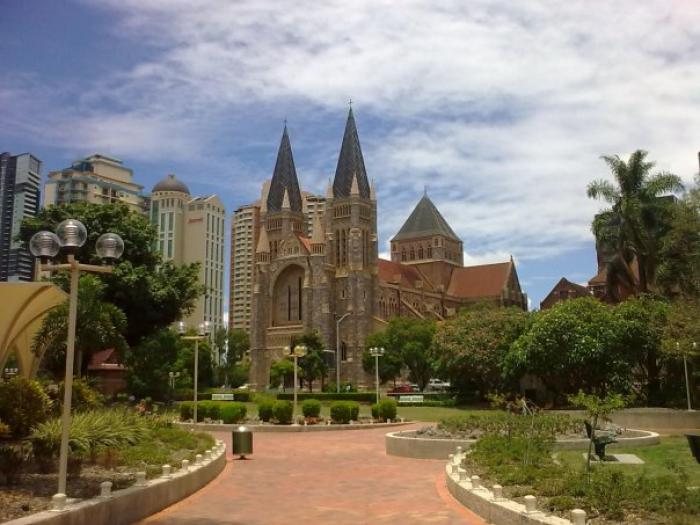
xmin=398 ymin=395 xmax=424 ymax=404
xmin=211 ymin=393 xmax=235 ymax=401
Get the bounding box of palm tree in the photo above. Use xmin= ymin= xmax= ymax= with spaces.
xmin=588 ymin=150 xmax=683 ymax=299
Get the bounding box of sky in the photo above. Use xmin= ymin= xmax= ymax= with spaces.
xmin=1 ymin=0 xmax=699 ymax=312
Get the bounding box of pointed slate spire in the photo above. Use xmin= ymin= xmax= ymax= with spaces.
xmin=333 ymin=108 xmax=370 ymax=199
xmin=267 ymin=124 xmax=302 ymax=212
xmin=325 ymin=178 xmax=333 ymax=199
xmin=282 ymin=188 xmax=291 ymax=209
xmin=391 ymin=194 xmax=461 ymax=242
xmin=370 ymin=178 xmax=376 ymax=201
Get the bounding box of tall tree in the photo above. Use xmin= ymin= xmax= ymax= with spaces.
xmin=124 ymin=328 xmax=181 ymax=400
xmin=431 ymin=304 xmax=530 ymax=398
xmin=587 ymin=150 xmax=683 ymax=299
xmin=292 ymin=331 xmax=326 ymax=392
xmin=21 ymin=203 xmax=203 ymax=345
xmin=362 ymin=330 xmax=403 ymax=386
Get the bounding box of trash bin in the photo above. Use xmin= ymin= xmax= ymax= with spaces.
xmin=232 ymin=425 xmax=253 ymax=459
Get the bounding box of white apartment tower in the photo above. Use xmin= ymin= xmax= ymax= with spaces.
xmin=150 ymin=174 xmax=226 ymax=334
xmin=229 ymin=202 xmax=261 ymax=332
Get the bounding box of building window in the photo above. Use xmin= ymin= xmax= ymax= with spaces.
xmin=167 ymin=239 xmax=173 ymax=258
xmin=341 ymin=341 xmax=348 ymax=361
xmin=401 ymin=248 xmax=406 ymax=261
xmin=427 ymin=245 xmax=432 ymax=258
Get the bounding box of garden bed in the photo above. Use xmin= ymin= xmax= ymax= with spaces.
xmin=0 ymin=412 xmax=214 ymax=523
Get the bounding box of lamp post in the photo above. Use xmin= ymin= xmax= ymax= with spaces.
xmin=29 ymin=220 xmax=124 ymax=506
xmin=369 ymin=347 xmax=385 ymax=404
xmin=168 ymin=371 xmax=181 ymax=403
xmin=179 ymin=321 xmax=211 ymax=424
xmin=335 ymin=312 xmax=351 ymax=393
xmin=286 ymin=344 xmax=307 ymax=422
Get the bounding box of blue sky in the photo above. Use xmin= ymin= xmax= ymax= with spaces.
xmin=2 ymin=0 xmax=699 ymax=312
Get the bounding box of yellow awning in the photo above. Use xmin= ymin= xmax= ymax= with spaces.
xmin=0 ymin=282 xmax=67 ymax=377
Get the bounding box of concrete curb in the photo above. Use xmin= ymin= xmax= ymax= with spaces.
xmin=5 ymin=444 xmax=227 ymax=525
xmin=445 ymin=453 xmax=576 ymax=525
xmin=386 ymin=429 xmax=660 ymax=459
xmin=177 ymin=420 xmax=413 ymax=432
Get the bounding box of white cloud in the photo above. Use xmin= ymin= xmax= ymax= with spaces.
xmin=7 ymin=0 xmax=700 ymax=264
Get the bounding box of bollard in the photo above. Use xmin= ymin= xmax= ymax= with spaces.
xmin=492 ymin=484 xmax=504 ymax=501
xmin=524 ymin=495 xmax=537 ymax=513
xmin=471 ymin=475 xmax=481 ymax=489
xmin=400 ymin=417 xmax=404 ymax=423
xmin=571 ymin=509 xmax=587 ymax=525
xmin=100 ymin=481 xmax=112 ymax=498
xmin=162 ymin=464 xmax=172 ymax=478
xmin=51 ymin=493 xmax=67 ymax=512
xmin=135 ymin=471 xmax=148 ymax=487
xmin=195 ymin=454 xmax=203 ymax=465
xmin=181 ymin=459 xmax=190 ymax=472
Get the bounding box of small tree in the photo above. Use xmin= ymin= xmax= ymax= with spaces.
xmin=568 ymin=390 xmax=626 ymax=473
xmin=362 ymin=331 xmax=402 ymax=386
xmin=293 ymin=331 xmax=326 ymax=392
xmin=269 ymin=359 xmax=294 ymax=391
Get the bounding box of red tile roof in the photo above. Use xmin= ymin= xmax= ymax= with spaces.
xmin=446 ymin=262 xmax=511 ymax=299
xmin=377 ymin=259 xmax=433 ymax=291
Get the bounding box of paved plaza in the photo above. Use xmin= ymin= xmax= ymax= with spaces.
xmin=142 ymin=425 xmax=486 ymax=525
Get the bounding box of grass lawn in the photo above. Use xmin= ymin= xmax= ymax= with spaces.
xmin=557 ymin=435 xmax=700 ymax=485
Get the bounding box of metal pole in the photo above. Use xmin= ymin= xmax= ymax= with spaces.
xmin=193 ymin=339 xmax=199 ymax=424
xmin=57 ymin=256 xmax=80 ymax=497
xmin=336 ymin=319 xmax=341 ymax=393
xmin=375 ymin=353 xmax=380 ymax=405
xmin=684 ymin=354 xmax=692 ymax=411
xmin=293 ymin=354 xmax=298 ymax=420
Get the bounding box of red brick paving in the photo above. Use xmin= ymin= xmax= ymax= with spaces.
xmin=142 ymin=425 xmax=487 ymax=525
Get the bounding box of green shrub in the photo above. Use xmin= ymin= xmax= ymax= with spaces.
xmin=349 ymin=401 xmax=359 ymax=421
xmin=179 ymin=401 xmax=193 ymax=421
xmin=220 ymin=403 xmax=247 ymax=424
xmin=200 ymin=401 xmax=220 ymax=421
xmin=371 ymin=403 xmax=379 ymax=419
xmin=0 ymin=444 xmax=28 ymax=486
xmin=377 ymin=399 xmax=397 ymax=422
xmin=0 ymin=377 xmax=51 ymax=438
xmin=272 ymin=400 xmax=293 ymax=424
xmin=61 ymin=378 xmax=104 ymax=412
xmin=277 ymin=392 xmax=375 ymax=402
xmin=257 ymin=400 xmax=274 ymax=422
xmin=302 ymin=399 xmax=321 ymax=418
xmin=330 ymin=401 xmax=352 ymax=424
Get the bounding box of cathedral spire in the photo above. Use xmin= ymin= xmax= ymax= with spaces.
xmin=281 ymin=188 xmax=291 ymax=210
xmin=267 ymin=124 xmax=302 ymax=212
xmin=333 ymin=108 xmax=370 ymax=199
xmin=350 ymin=171 xmax=360 ymax=196
xmin=370 ymin=178 xmax=377 ymax=201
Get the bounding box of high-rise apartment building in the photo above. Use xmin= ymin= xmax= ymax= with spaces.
xmin=229 ymin=202 xmax=261 ymax=332
xmin=150 ymin=174 xmax=226 ymax=334
xmin=0 ymin=152 xmax=41 ymax=281
xmin=301 ymin=192 xmax=326 ymax=235
xmin=43 ymin=154 xmax=147 ymax=213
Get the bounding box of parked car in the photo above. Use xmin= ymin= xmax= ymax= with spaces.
xmin=428 ymin=378 xmax=450 ymax=391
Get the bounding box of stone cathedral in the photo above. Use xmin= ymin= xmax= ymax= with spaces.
xmin=249 ymin=109 xmax=526 ymax=390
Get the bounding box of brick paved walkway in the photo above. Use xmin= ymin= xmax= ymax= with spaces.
xmin=142 ymin=425 xmax=486 ymax=525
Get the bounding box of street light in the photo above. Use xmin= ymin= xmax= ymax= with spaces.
xmin=179 ymin=321 xmax=211 ymax=424
xmin=286 ymin=344 xmax=307 ymax=423
xmin=369 ymin=347 xmax=385 ymax=404
xmin=168 ymin=371 xmax=181 ymax=403
xmin=29 ymin=219 xmax=124 ymax=509
xmin=335 ymin=312 xmax=352 ymax=393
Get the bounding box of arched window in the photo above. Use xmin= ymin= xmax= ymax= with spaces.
xmin=409 ymin=247 xmax=415 ymax=260
xmin=418 ymin=245 xmax=424 ymax=259
xmin=401 ymin=248 xmax=406 ymax=261
xmin=427 ymin=245 xmax=432 ymax=258
xmin=341 ymin=341 xmax=348 ymax=361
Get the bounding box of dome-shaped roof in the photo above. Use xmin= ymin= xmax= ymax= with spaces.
xmin=152 ymin=174 xmax=190 ymax=194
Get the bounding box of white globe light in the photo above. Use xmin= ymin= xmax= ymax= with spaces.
xmin=56 ymin=219 xmax=87 ymax=251
xmin=29 ymin=231 xmax=61 ymax=261
xmin=95 ymin=233 xmax=124 ymax=261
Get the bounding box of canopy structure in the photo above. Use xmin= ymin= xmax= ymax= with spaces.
xmin=0 ymin=282 xmax=67 ymax=377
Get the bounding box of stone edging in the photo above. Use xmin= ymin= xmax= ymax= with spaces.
xmin=5 ymin=442 xmax=227 ymax=525
xmin=386 ymin=429 xmax=660 ymax=460
xmin=177 ymin=420 xmax=412 ymax=432
xmin=445 ymin=450 xmax=585 ymax=525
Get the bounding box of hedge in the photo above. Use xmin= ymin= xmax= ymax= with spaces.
xmin=273 ymin=400 xmax=293 ymax=424
xmin=377 ymin=399 xmax=397 ymax=422
xmin=179 ymin=401 xmax=247 ymax=423
xmin=277 ymin=392 xmax=376 ymax=402
xmin=302 ymin=399 xmax=322 ymax=418
xmin=329 ymin=401 xmax=360 ymax=424
xmin=257 ymin=400 xmax=274 ymax=422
